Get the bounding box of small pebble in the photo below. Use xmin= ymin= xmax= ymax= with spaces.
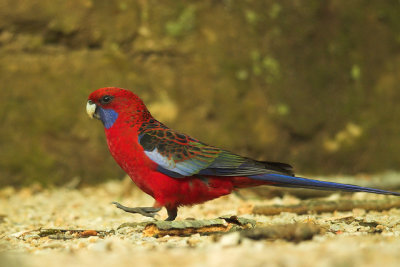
xmin=187 ymin=233 xmax=202 ymax=247
xmin=88 ymin=236 xmax=99 ymax=243
xmin=88 ymin=241 xmax=112 ymax=252
xmin=218 ymin=232 xmax=241 ymax=247
xmin=76 ymin=241 xmax=87 ymax=249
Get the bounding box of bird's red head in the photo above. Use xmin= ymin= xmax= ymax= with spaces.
xmin=87 ymin=87 xmax=151 ymax=129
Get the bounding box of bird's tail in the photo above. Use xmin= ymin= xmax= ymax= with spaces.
xmin=249 ymin=173 xmax=400 ymax=196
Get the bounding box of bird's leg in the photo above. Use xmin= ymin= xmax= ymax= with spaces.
xmin=165 ymin=207 xmax=178 ymax=221
xmin=112 ymin=202 xmax=161 ymax=218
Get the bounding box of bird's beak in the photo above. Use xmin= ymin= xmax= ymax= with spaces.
xmin=86 ymin=100 xmax=98 ymax=119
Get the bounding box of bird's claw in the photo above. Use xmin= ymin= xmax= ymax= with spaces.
xmin=112 ymin=201 xmax=161 ymax=218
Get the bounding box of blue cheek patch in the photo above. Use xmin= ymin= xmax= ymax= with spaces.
xmin=98 ymin=107 xmax=119 ymax=129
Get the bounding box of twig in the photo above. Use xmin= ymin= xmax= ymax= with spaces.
xmin=141 ymin=216 xmax=256 ymax=237
xmin=253 ymin=198 xmax=400 ymax=216
xmin=241 ymin=223 xmax=324 ymax=243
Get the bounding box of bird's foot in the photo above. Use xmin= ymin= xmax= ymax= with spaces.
xmin=112 ymin=202 xmax=161 ymax=218
xmin=165 ymin=207 xmax=178 ymax=221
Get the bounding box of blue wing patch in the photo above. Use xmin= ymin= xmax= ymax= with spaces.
xmin=144 ymin=148 xmax=212 ymax=177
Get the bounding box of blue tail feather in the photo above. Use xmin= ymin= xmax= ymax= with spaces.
xmin=249 ymin=174 xmax=400 ymax=196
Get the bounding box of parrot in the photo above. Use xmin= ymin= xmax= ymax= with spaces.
xmin=86 ymin=87 xmax=400 ymax=221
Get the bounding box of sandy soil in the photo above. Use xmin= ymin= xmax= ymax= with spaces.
xmin=1 ymin=181 xmax=400 ymax=267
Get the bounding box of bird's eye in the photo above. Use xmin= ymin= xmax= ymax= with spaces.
xmin=100 ymin=95 xmax=114 ymax=105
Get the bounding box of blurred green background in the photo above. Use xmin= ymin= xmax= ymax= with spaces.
xmin=1 ymin=0 xmax=400 ymax=187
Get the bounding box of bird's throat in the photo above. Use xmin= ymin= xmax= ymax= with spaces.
xmin=98 ymin=107 xmax=119 ymax=129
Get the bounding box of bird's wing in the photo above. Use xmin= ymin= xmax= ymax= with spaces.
xmin=137 ymin=121 xmax=400 ymax=197
xmin=138 ymin=121 xmax=293 ymax=178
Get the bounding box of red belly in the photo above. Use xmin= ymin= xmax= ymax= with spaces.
xmin=130 ymin=170 xmax=234 ymax=207
xmin=128 ymin=169 xmax=268 ymax=208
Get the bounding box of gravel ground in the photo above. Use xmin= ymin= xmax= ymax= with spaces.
xmin=1 ymin=181 xmax=400 ymax=267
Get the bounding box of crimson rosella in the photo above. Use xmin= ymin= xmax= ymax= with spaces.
xmin=86 ymin=87 xmax=400 ymax=221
